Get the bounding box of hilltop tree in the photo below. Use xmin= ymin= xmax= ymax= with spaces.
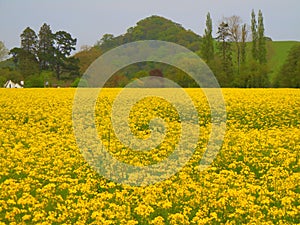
xmin=15 ymin=27 xmax=39 ymax=77
xmin=54 ymin=31 xmax=77 ymax=57
xmin=201 ymin=12 xmax=214 ymax=63
xmin=21 ymin=27 xmax=38 ymax=55
xmin=53 ymin=31 xmax=77 ymax=79
xmin=38 ymin=23 xmax=54 ymax=70
xmin=9 ymin=27 xmax=38 ymax=69
xmin=96 ymin=34 xmax=116 ymax=52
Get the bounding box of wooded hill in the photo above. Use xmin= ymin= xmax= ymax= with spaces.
xmin=75 ymin=15 xmax=299 ymax=88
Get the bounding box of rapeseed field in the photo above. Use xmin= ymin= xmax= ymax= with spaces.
xmin=0 ymin=88 xmax=299 ymax=224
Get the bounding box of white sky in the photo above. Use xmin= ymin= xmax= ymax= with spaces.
xmin=0 ymin=0 xmax=299 ymax=51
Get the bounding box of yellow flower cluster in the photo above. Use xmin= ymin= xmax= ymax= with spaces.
xmin=0 ymin=88 xmax=299 ymax=224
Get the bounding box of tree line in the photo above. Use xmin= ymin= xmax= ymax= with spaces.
xmin=0 ymin=11 xmax=299 ymax=88
xmin=201 ymin=10 xmax=269 ymax=87
xmin=91 ymin=11 xmax=272 ymax=88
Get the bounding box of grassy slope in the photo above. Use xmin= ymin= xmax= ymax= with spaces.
xmin=268 ymin=41 xmax=299 ymax=81
xmin=214 ymin=40 xmax=299 ymax=83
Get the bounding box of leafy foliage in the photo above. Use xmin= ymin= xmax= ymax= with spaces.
xmin=20 ymin=27 xmax=38 ymax=54
xmin=96 ymin=15 xmax=202 ymax=53
xmin=216 ymin=22 xmax=234 ymax=86
xmin=52 ymin=31 xmax=78 ymax=79
xmin=5 ymin=24 xmax=79 ymax=87
xmin=74 ymin=46 xmax=102 ymax=74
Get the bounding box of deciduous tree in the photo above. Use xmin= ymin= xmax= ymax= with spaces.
xmin=216 ymin=21 xmax=233 ymax=86
xmin=224 ymin=15 xmax=247 ymax=74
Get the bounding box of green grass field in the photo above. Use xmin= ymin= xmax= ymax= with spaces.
xmin=268 ymin=41 xmax=300 ymax=81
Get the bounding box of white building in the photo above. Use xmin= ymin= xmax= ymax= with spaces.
xmin=4 ymin=80 xmax=24 ymax=88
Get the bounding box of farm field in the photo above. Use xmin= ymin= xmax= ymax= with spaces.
xmin=0 ymin=88 xmax=299 ymax=224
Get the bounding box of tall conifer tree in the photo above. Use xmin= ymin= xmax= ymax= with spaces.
xmin=38 ymin=23 xmax=54 ymax=70
xmin=201 ymin=12 xmax=214 ymax=63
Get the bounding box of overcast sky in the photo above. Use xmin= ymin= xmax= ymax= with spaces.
xmin=1 ymin=0 xmax=299 ymax=51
